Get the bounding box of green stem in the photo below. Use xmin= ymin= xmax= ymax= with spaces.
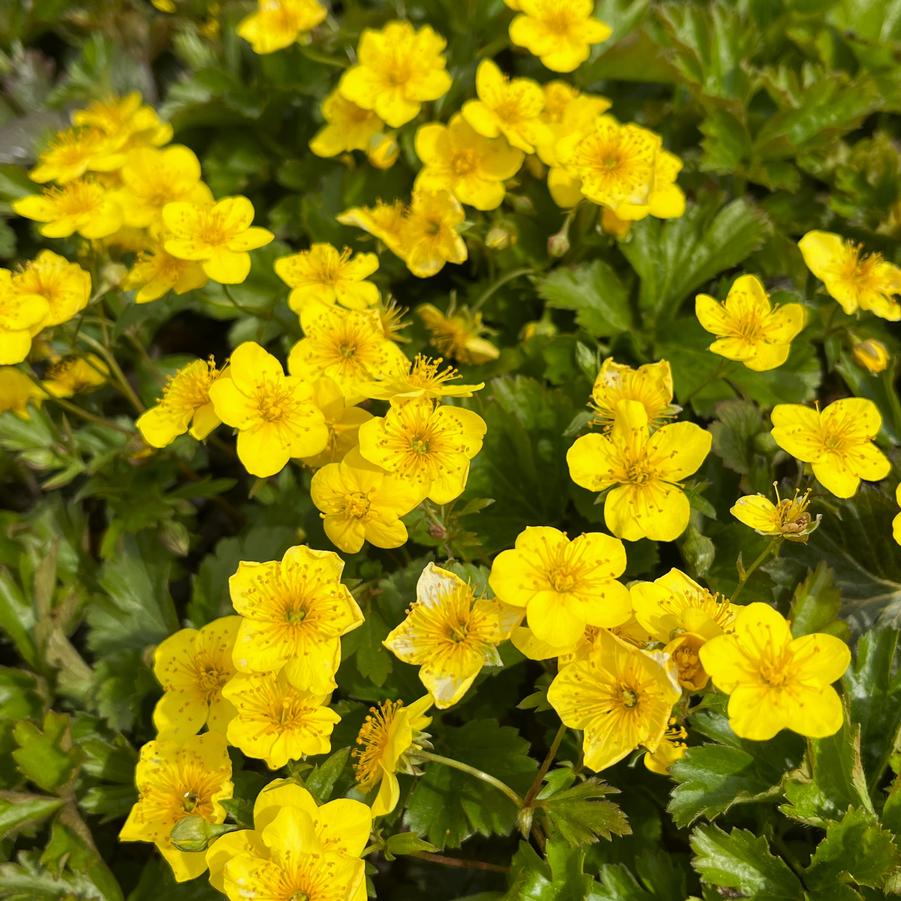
xmin=76 ymin=334 xmax=144 ymax=413
xmin=410 ymin=851 xmax=510 ymax=874
xmin=732 ymin=538 xmax=782 ymax=603
xmin=417 ymin=751 xmax=523 ymax=807
xmin=682 ymin=359 xmax=728 ymax=406
xmin=20 ymin=370 xmax=133 ymax=435
xmin=523 ymin=723 xmax=567 ymax=809
xmin=470 ymin=267 xmax=535 ymax=313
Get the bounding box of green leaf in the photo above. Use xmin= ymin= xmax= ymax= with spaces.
xmin=505 ymin=841 xmax=598 ymax=901
xmin=383 ymin=832 xmax=439 ymax=861
xmin=537 ymin=261 xmax=633 ymax=337
xmin=40 ymin=816 xmax=124 ymax=901
xmin=536 ymin=779 xmax=630 ymax=847
xmin=12 ymin=712 xmax=81 ymax=794
xmin=303 ymin=747 xmax=351 ymax=805
xmin=709 ymin=399 xmax=766 ymax=476
xmin=789 ymin=563 xmax=844 ymax=637
xmin=0 ymin=793 xmax=65 ymax=838
xmin=0 ymin=568 xmax=36 ymax=666
xmin=804 ymin=807 xmax=898 ymax=891
xmin=690 ymin=824 xmax=804 ymax=900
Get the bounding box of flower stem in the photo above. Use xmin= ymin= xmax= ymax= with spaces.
xmin=417 ymin=751 xmax=523 ymax=807
xmin=410 ymin=851 xmax=510 ymax=874
xmin=471 ymin=267 xmax=535 ymax=313
xmin=732 ymin=538 xmax=782 ymax=603
xmin=77 ymin=334 xmax=144 ymax=414
xmin=682 ymin=359 xmax=728 ymax=406
xmin=523 ymin=723 xmax=567 ymax=809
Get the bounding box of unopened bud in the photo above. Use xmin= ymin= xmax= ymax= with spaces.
xmin=100 ymin=262 xmax=128 ymax=289
xmin=367 ymin=133 xmax=399 ymax=170
xmin=547 ymin=230 xmax=570 ymax=258
xmin=170 ymin=816 xmax=235 ymax=853
xmin=485 ymin=226 xmax=513 ymax=250
xmin=852 ymin=338 xmax=889 ymax=374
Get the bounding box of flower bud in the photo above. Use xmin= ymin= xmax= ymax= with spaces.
xmin=852 ymin=338 xmax=889 ymax=374
xmin=547 ymin=230 xmax=570 ymax=257
xmin=485 ymin=225 xmax=513 ymax=250
xmin=367 ymin=133 xmax=399 ymax=170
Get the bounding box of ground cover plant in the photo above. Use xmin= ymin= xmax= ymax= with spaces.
xmin=1 ymin=0 xmax=901 ymax=898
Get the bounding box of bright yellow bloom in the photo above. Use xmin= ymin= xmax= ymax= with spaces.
xmin=287 ymin=304 xmax=408 ymax=404
xmin=509 ymin=0 xmax=612 ymax=73
xmin=696 ymin=275 xmax=806 ymax=371
xmin=462 ymin=60 xmax=548 ymax=153
xmin=124 ymin=245 xmax=208 ymax=303
xmin=310 ymin=449 xmax=422 ymax=553
xmin=353 ymin=696 xmax=432 ymax=816
xmin=162 ymin=197 xmax=273 ymax=284
xmin=402 ymin=189 xmax=469 ymax=278
xmin=29 ymin=126 xmax=126 ymax=184
xmin=336 ymin=199 xmax=407 ymax=256
xmin=362 ymin=354 xmax=485 ymax=403
xmin=414 ymin=115 xmax=524 ymax=211
xmin=14 ymin=179 xmax=123 ymax=239
xmin=384 ymin=564 xmax=518 ymax=707
xmin=799 ymin=230 xmax=901 ymax=321
xmin=119 ymin=145 xmax=212 ymax=230
xmin=0 ymin=270 xmax=48 ymax=365
xmin=207 ymin=779 xmax=371 ymax=897
xmin=894 ymin=483 xmax=901 ymax=546
xmin=567 ymin=400 xmax=712 ymax=542
xmin=137 ymin=357 xmax=223 ymax=448
xmin=152 ymin=616 xmax=240 ymax=740
xmin=228 ymin=544 xmax=363 ymax=692
xmin=0 ymin=367 xmax=44 ymax=418
xmin=72 ymin=92 xmax=172 ymax=150
xmin=852 ymin=338 xmax=889 ymax=374
xmin=119 ymin=732 xmax=232 ymax=882
xmin=209 ymin=342 xmax=328 ymax=478
xmin=339 ymin=21 xmax=452 ymax=128
xmin=417 ymin=303 xmax=500 ymax=363
xmin=548 ymin=629 xmax=681 ymax=771
xmin=644 ymin=719 xmax=688 ymax=775
xmin=310 ymin=89 xmax=385 ymax=158
xmin=41 ymin=354 xmax=107 ymax=398
xmin=699 ymin=602 xmax=850 ymax=740
xmin=301 ymin=376 xmax=372 ymax=468
xmin=731 ymin=484 xmax=820 ymax=542
xmin=358 ymin=398 xmax=487 ymax=505
xmin=771 ymin=398 xmax=890 ymax=498
xmin=275 ymin=244 xmax=379 ymax=311
xmin=237 ymin=0 xmax=326 ymax=54
xmin=223 ymin=671 xmax=339 ymax=768
xmin=489 ymin=526 xmax=631 ymax=647
xmin=13 ymin=251 xmax=91 ymax=328
xmin=590 ymin=358 xmax=675 ymax=429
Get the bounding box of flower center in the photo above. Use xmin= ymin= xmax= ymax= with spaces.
xmin=620 ymin=686 xmax=638 ymax=708
xmin=182 ymin=790 xmax=199 ymax=812
xmin=410 ymin=435 xmax=431 ymax=455
xmin=345 ymin=491 xmax=371 ymax=519
xmin=451 ymin=149 xmax=478 ymax=176
xmin=624 ymin=461 xmax=652 ymax=484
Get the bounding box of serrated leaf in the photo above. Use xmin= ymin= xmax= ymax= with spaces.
xmin=709 ymin=399 xmax=765 ymax=475
xmin=383 ymin=832 xmax=438 ymax=861
xmin=537 ymin=261 xmax=633 ymax=337
xmin=690 ymin=825 xmax=804 ymax=900
xmin=0 ymin=793 xmax=65 ymax=838
xmin=12 ymin=712 xmax=80 ymax=794
xmin=304 ymin=747 xmax=351 ymax=805
xmin=789 ymin=563 xmax=843 ymax=637
xmin=536 ymin=779 xmax=630 ymax=846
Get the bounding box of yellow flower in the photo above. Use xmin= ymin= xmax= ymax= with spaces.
xmin=590 ymin=358 xmax=675 ymax=429
xmin=462 ymin=60 xmax=548 ymax=154
xmin=548 ymin=629 xmax=681 ymax=771
xmin=13 ymin=251 xmax=91 ymax=327
xmin=119 ymin=145 xmax=212 ymax=230
xmin=29 ymin=126 xmax=126 ymax=184
xmin=13 ymin=179 xmax=123 ymax=239
xmin=731 ymin=484 xmax=820 ymax=542
xmin=310 ymin=449 xmax=422 ymax=553
xmin=799 ymin=230 xmax=901 ymax=320
xmin=894 ymin=483 xmax=901 ymax=546
xmin=489 ymin=526 xmax=631 ymax=647
xmin=137 ymin=357 xmax=223 ymax=448
xmin=309 ymin=89 xmax=385 ymax=158
xmin=644 ymin=719 xmax=688 ymax=775
xmin=275 ymin=243 xmax=379 ymax=311
xmin=223 ymin=670 xmax=339 ymax=768
xmin=237 ymin=0 xmax=326 ymax=54
xmin=301 ymin=376 xmax=372 ymax=468
xmin=287 ymin=304 xmax=408 ymax=404
xmin=162 ymin=197 xmax=273 ymax=284
xmin=383 ymin=563 xmax=518 ymax=708
xmin=567 ymin=400 xmax=712 ymax=541
xmin=696 ymin=275 xmax=806 ymax=371
xmin=209 ymin=342 xmax=328 ymax=478
xmin=228 ymin=544 xmax=363 ymax=692
xmin=358 ymin=398 xmax=487 ymax=505
xmin=417 ymin=303 xmax=500 ymax=363
xmin=0 ymin=270 xmax=48 ymax=365
xmin=73 ymin=92 xmax=172 ymax=149
xmin=353 ymin=696 xmax=432 ymax=816
xmin=362 ymin=354 xmax=485 ymax=403
xmin=400 ymin=190 xmax=468 ymax=279
xmin=852 ymin=338 xmax=889 ymax=374
xmin=124 ymin=245 xmax=209 ymax=303
xmin=699 ymin=602 xmax=850 ymax=740
xmin=207 ymin=779 xmax=371 ymax=897
xmin=41 ymin=354 xmax=107 ymax=398
xmin=152 ymin=616 xmax=240 ymax=740
xmin=119 ymin=732 xmax=233 ymax=882
xmin=771 ymin=398 xmax=890 ymax=498
xmin=336 ymin=199 xmax=407 ymax=257
xmin=414 ymin=114 xmax=524 ymax=211
xmin=339 ymin=20 xmax=452 ymax=128
xmin=509 ymin=0 xmax=612 ymax=73
xmin=0 ymin=366 xmax=45 ymax=418
xmin=630 ymin=568 xmax=735 ymax=644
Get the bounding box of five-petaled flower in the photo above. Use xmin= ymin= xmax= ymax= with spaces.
xmin=276 ymin=243 xmax=380 ymax=311
xmin=236 ymin=0 xmax=327 ymax=54
xmin=731 ymin=483 xmax=821 ymax=542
